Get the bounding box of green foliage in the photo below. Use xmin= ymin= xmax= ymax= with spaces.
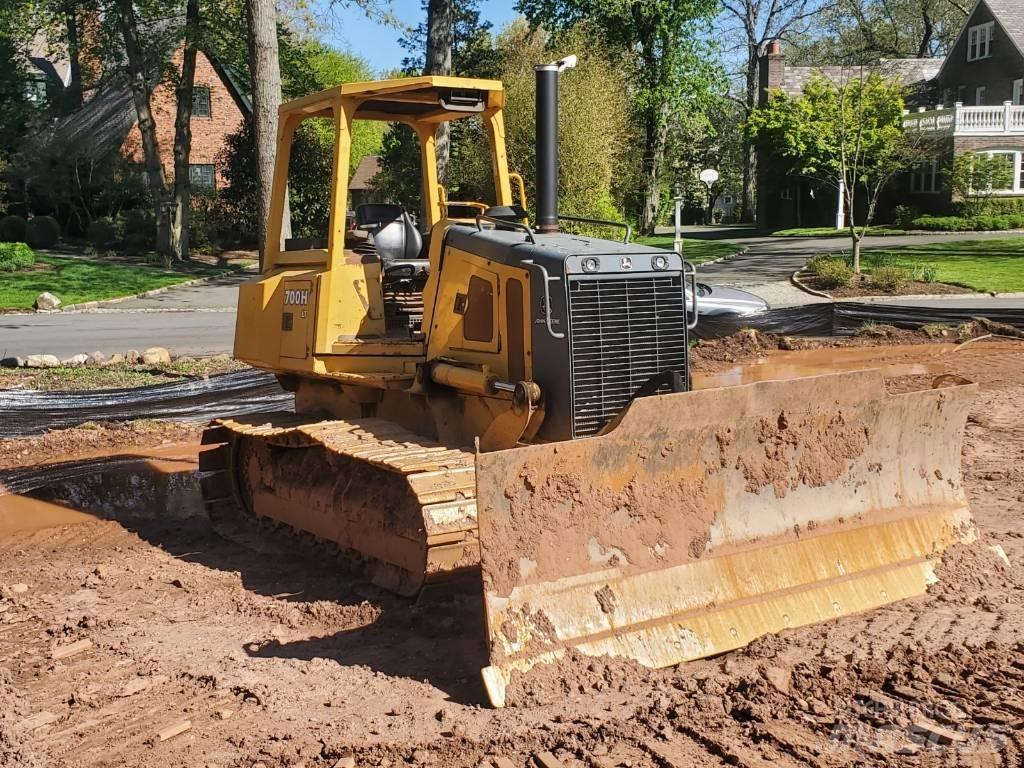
xmin=890 ymin=204 xmax=919 ymax=229
xmin=808 ymin=256 xmax=853 ymax=287
xmin=0 ymin=242 xmax=35 ymax=272
xmin=0 ymin=214 xmax=26 ymax=242
xmin=920 ymin=264 xmax=938 ymax=283
xmin=911 ymin=214 xmax=1024 ymax=231
xmin=88 ymin=217 xmax=119 ymax=250
xmin=25 ymin=215 xmax=59 ymax=248
xmin=871 ymin=264 xmax=911 ymax=292
xmin=947 ymin=152 xmax=1017 ymax=215
xmin=399 ymin=0 xmax=499 ymax=76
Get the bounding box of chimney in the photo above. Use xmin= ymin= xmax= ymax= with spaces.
xmin=758 ymin=40 xmax=785 ymax=107
xmin=534 ymin=55 xmax=577 ymax=234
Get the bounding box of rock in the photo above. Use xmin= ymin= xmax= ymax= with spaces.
xmin=86 ymin=351 xmax=107 ymax=366
xmin=34 ymin=291 xmax=61 ymax=310
xmin=411 ymin=749 xmax=430 ymax=764
xmin=778 ymin=336 xmax=796 ymax=351
xmin=0 ymin=356 xmax=24 ymax=368
xmin=61 ymin=353 xmax=89 ymax=367
xmin=106 ymin=353 xmax=125 ymax=366
xmin=763 ymin=665 xmax=792 ymax=694
xmin=25 ymin=354 xmax=60 ymax=368
xmin=332 ymin=758 xmax=356 ymax=768
xmin=142 ymin=346 xmax=170 ymax=365
xmin=10 ymin=583 xmax=29 ymax=593
xmin=125 ymin=350 xmax=142 ymax=364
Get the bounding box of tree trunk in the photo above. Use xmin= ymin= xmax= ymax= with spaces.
xmin=851 ymin=232 xmax=861 ymax=274
xmin=64 ymin=2 xmax=82 ymax=113
xmin=740 ymin=47 xmax=758 ymax=223
xmin=116 ymin=0 xmax=171 ymax=260
xmin=171 ymin=0 xmax=200 ymax=262
xmin=425 ymin=0 xmax=453 ymax=187
xmin=639 ymin=102 xmax=669 ymax=236
xmin=246 ymin=0 xmax=289 ymax=267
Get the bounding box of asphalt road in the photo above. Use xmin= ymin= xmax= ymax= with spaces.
xmin=2 ymin=232 xmax=1022 ymax=359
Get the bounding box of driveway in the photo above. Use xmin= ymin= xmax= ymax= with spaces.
xmin=0 ymin=275 xmax=245 ymax=359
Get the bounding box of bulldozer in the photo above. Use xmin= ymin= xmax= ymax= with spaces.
xmin=200 ymin=59 xmax=977 ymax=708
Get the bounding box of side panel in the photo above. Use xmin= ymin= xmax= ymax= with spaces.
xmin=280 ymin=279 xmax=315 ymax=359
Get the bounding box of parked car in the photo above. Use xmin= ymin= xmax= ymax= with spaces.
xmin=690 ymin=282 xmax=768 ymax=318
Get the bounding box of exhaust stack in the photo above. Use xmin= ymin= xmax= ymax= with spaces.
xmin=534 ymin=55 xmax=577 ymax=234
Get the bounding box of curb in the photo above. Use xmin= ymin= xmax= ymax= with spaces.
xmin=10 ymin=272 xmax=237 ymax=316
xmin=691 ymin=244 xmax=748 ymax=267
xmin=790 ymin=269 xmax=834 ymax=300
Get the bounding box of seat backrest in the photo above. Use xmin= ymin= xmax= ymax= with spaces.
xmin=371 ymin=212 xmax=423 ymax=266
xmin=355 ymin=204 xmax=403 ymax=229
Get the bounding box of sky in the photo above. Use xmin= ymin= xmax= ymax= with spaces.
xmin=314 ymin=0 xmax=522 ymax=75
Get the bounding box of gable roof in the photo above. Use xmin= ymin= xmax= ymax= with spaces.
xmin=780 ymin=58 xmax=944 ymax=98
xmin=349 ymin=155 xmax=381 ymax=190
xmin=52 ymin=50 xmax=250 ymax=161
xmin=936 ymin=0 xmax=1024 ymax=80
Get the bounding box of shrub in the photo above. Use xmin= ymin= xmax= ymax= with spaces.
xmin=123 ymin=233 xmax=152 ymax=256
xmin=920 ymin=264 xmax=938 ymax=283
xmin=0 ymin=242 xmax=36 ymax=272
xmin=911 ymin=213 xmax=1024 ymax=231
xmin=871 ymin=265 xmax=911 ymax=292
xmin=122 ymin=209 xmax=154 ymax=237
xmin=25 ymin=215 xmax=60 ymax=248
xmin=890 ymin=204 xmax=919 ymax=229
xmin=809 ymin=256 xmax=853 ymax=288
xmin=0 ymin=215 xmax=27 ymax=243
xmin=87 ymin=217 xmax=119 ymax=249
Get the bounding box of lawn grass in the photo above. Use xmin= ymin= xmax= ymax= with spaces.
xmin=634 ymin=236 xmax=743 ymax=263
xmin=863 ymin=237 xmax=1024 ymax=293
xmin=0 ymin=255 xmax=236 ymax=310
xmin=0 ymin=356 xmax=247 ymax=391
xmin=771 ymin=225 xmax=909 ymax=237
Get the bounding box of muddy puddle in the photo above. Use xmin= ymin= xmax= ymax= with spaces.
xmin=693 ymin=343 xmax=956 ymax=389
xmin=0 ymin=443 xmax=202 ymax=534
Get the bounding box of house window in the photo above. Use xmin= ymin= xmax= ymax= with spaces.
xmin=976 ymin=86 xmax=986 ymax=106
xmin=1014 ymin=79 xmax=1023 ymax=106
xmin=192 ymin=86 xmax=211 ymax=117
xmin=24 ymin=78 xmax=47 ymax=103
xmin=957 ymin=85 xmax=966 ymax=103
xmin=967 ymin=21 xmax=994 ymax=62
xmin=189 ymin=164 xmax=216 ymax=190
xmin=975 ymin=150 xmax=1024 ymax=194
xmin=910 ymin=161 xmax=940 ymax=194
xmin=723 ymin=195 xmax=733 ymax=205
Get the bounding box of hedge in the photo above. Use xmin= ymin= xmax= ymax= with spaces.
xmin=911 ymin=214 xmax=1024 ymax=231
xmin=0 ymin=242 xmax=36 ymax=272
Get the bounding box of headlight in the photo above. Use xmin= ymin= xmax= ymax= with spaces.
xmin=652 ymin=254 xmax=669 ymax=271
xmin=581 ymin=257 xmax=600 ymax=273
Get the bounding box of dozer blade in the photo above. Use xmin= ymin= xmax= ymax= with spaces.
xmin=476 ymin=370 xmax=977 ymax=707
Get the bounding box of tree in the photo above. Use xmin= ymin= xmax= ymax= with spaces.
xmin=716 ymin=0 xmax=826 ymax=223
xmin=519 ymin=0 xmax=720 ymax=235
xmin=747 ymin=70 xmax=933 ymax=270
xmin=425 ymin=0 xmax=453 ymax=184
xmin=947 ymin=151 xmax=1015 ymax=215
xmin=245 ymin=0 xmax=287 ymax=266
xmin=113 ymin=0 xmax=171 ymax=259
xmin=170 ymin=0 xmax=199 ymax=261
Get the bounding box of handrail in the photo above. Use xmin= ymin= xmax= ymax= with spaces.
xmin=557 ymin=215 xmax=632 ymax=243
xmin=474 ymin=215 xmax=536 ymax=244
xmin=520 ymin=259 xmax=565 ymax=339
xmin=509 ymin=171 xmax=528 ymax=210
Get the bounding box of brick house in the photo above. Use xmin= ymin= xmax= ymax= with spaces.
xmin=50 ymin=47 xmax=250 ymax=191
xmin=757 ymin=0 xmax=1024 ymax=228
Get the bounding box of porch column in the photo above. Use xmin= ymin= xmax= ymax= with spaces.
xmin=835 ymin=177 xmax=845 ymax=230
xmin=1004 ymin=100 xmax=1013 ymax=132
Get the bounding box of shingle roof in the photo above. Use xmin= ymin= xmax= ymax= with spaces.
xmin=984 ymin=0 xmax=1024 ymax=57
xmin=53 ymin=76 xmax=138 ymax=161
xmin=780 ymin=58 xmax=944 ymax=97
xmin=349 ymin=155 xmax=381 ymax=190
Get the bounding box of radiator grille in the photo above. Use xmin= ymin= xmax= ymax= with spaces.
xmin=567 ymin=274 xmax=688 ymax=438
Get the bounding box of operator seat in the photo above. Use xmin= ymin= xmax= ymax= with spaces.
xmin=354 ymin=204 xmax=424 ymax=268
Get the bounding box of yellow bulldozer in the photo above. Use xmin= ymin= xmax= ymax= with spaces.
xmin=200 ymin=60 xmax=977 ymax=707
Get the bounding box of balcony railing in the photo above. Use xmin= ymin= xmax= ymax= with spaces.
xmin=902 ymin=102 xmax=1024 ymax=134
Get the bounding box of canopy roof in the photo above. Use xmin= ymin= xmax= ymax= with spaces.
xmin=280 ymin=76 xmax=505 ymax=125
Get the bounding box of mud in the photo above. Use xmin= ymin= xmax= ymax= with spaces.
xmin=0 ymin=338 xmax=1022 ymax=767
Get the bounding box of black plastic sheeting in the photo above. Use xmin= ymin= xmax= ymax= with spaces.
xmin=694 ymin=302 xmax=1024 ymax=339
xmin=2 ymin=369 xmax=291 ymax=438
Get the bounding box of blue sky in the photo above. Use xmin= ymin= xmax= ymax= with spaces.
xmin=317 ymin=0 xmax=522 ymax=75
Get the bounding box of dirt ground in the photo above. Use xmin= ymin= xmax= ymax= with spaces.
xmin=1 ymin=338 xmax=1023 ymax=768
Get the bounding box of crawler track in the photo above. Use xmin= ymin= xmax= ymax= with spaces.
xmin=198 ymin=413 xmax=479 ymax=596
